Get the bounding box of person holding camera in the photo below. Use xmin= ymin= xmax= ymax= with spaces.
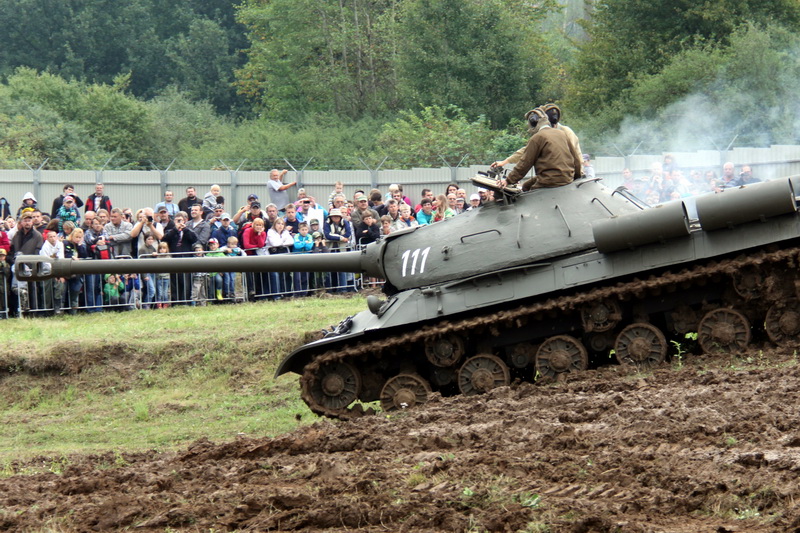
xmin=130 ymin=207 xmax=163 ymax=258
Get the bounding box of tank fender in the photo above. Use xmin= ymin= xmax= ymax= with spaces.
xmin=696 ymin=178 xmax=796 ymax=231
xmin=592 ymin=201 xmax=690 ymax=253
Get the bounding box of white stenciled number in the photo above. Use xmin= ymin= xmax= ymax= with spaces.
xmin=401 ymin=246 xmax=431 ymax=277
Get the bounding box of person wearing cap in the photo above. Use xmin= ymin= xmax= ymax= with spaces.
xmin=309 ymin=229 xmax=331 ymax=290
xmin=11 ymin=210 xmax=44 ymax=259
xmin=267 ymin=168 xmax=296 ymax=211
xmin=154 ymin=190 xmax=179 ymax=218
xmin=324 ymin=208 xmax=353 ymax=290
xmin=500 ymin=107 xmax=581 ymax=192
xmin=466 ymin=193 xmax=481 ymax=211
xmin=51 ymin=185 xmax=84 ymax=218
xmin=211 ymin=212 xmax=237 ymax=246
xmin=350 ymin=192 xmax=379 ymax=228
xmin=236 ymin=200 xmax=264 ymax=228
xmin=205 ymin=203 xmax=228 ymax=226
xmin=155 ymin=206 xmax=175 ymax=232
xmin=55 ymin=194 xmax=81 ymax=233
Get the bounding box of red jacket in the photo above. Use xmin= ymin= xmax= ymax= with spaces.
xmin=85 ymin=195 xmax=112 ymax=213
xmin=0 ymin=231 xmax=9 ymax=255
xmin=242 ymin=226 xmax=266 ymax=255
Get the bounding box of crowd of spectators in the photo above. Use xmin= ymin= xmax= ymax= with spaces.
xmin=621 ymin=156 xmax=761 ymax=205
xmin=0 ymin=173 xmax=495 ymax=317
xmin=0 ymin=160 xmax=765 ymax=317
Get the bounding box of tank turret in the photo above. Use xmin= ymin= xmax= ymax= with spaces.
xmin=15 ymin=175 xmax=800 ymax=420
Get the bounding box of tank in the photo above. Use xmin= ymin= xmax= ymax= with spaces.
xmin=16 ymin=174 xmax=800 ymax=419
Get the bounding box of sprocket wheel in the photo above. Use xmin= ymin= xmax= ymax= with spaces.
xmin=765 ymin=300 xmax=800 ymax=346
xmin=535 ymin=335 xmax=588 ymax=379
xmin=304 ymin=361 xmax=362 ymax=413
xmin=614 ymin=323 xmax=667 ymax=371
xmin=698 ymin=308 xmax=751 ymax=354
xmin=380 ymin=374 xmax=432 ymax=412
xmin=457 ymin=354 xmax=510 ymax=396
xmin=424 ymin=334 xmax=465 ymax=367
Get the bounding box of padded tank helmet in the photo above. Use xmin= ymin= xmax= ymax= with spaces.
xmin=542 ymin=103 xmax=561 ymax=125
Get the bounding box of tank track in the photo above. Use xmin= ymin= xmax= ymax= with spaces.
xmin=301 ymin=246 xmax=800 ymax=419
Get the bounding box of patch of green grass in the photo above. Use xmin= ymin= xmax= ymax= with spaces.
xmin=0 ymin=297 xmax=365 ymax=461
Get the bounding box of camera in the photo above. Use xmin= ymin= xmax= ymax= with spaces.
xmin=147 ymin=215 xmax=153 ymax=222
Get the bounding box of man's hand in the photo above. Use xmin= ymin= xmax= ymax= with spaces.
xmin=497 ymin=179 xmax=508 ymax=188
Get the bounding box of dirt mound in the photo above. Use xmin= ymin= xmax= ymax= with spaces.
xmin=2 ymin=353 xmax=800 ymax=532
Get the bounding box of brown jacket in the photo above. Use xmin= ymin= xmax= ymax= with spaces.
xmin=506 ymin=126 xmax=581 ymax=187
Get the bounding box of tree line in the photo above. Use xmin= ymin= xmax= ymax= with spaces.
xmin=1 ymin=0 xmax=799 ymax=170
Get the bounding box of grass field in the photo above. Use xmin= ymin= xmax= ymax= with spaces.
xmin=0 ymin=296 xmax=366 ymax=466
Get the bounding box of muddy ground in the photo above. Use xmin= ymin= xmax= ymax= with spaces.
xmin=2 ymin=351 xmax=800 ymax=533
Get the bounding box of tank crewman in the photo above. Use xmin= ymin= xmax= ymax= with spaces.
xmin=498 ymin=108 xmax=581 ymax=192
xmin=492 ymin=103 xmax=583 ymax=174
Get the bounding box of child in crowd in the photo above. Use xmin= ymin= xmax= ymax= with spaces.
xmin=205 ymin=238 xmax=226 ymax=300
xmin=355 ymin=212 xmax=380 ymax=245
xmin=380 ymin=215 xmax=393 ymax=236
xmin=63 ymin=228 xmax=89 ymax=313
xmin=293 ymin=222 xmax=313 ymax=296
xmin=123 ymin=273 xmax=141 ymax=310
xmin=103 ymin=274 xmax=125 ymax=308
xmin=220 ymin=236 xmax=244 ymax=300
xmin=310 ymin=231 xmax=330 ymax=290
xmin=328 ymin=181 xmax=344 ymax=210
xmin=190 ymin=243 xmax=209 ymax=306
xmin=155 ymin=242 xmax=171 ymax=308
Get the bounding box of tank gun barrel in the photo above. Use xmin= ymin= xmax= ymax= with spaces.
xmin=15 ymin=246 xmax=384 ymax=282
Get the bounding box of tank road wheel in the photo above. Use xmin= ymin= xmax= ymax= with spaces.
xmin=732 ymin=266 xmax=764 ymax=300
xmin=614 ymin=323 xmax=667 ymax=371
xmin=457 ymin=354 xmax=510 ymax=396
xmin=698 ymin=308 xmax=751 ymax=354
xmin=765 ymin=300 xmax=800 ymax=346
xmin=508 ymin=342 xmax=536 ymax=369
xmin=305 ymin=361 xmax=362 ymax=413
xmin=535 ymin=335 xmax=588 ymax=379
xmin=380 ymin=374 xmax=432 ymax=412
xmin=425 ymin=334 xmax=465 ymax=367
xmin=581 ymin=300 xmax=622 ymax=333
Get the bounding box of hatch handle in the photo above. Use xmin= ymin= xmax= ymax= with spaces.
xmin=460 ymin=229 xmax=501 ymax=243
xmin=554 ymin=204 xmax=572 ymax=237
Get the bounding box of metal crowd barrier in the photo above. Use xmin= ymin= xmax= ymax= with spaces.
xmin=4 ymin=246 xmax=375 ymax=318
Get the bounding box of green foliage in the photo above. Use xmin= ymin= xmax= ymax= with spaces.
xmin=0 ymin=0 xmax=246 ymax=114
xmin=569 ymin=0 xmax=800 ymax=138
xmin=181 ymin=114 xmax=385 ymax=169
xmin=395 ymin=0 xmax=554 ymax=127
xmin=373 ymin=105 xmax=501 ymax=168
xmin=236 ymin=0 xmax=398 ymax=119
xmin=581 ymin=23 xmax=800 ymax=153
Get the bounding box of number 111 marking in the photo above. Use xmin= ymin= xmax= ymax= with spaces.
xmin=401 ymin=247 xmax=431 ymax=277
